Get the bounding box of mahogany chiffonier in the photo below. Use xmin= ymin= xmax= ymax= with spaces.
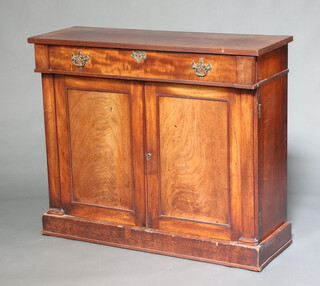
xmin=28 ymin=27 xmax=293 ymax=271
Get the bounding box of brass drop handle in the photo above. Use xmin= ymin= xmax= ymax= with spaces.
xmin=191 ymin=58 xmax=212 ymax=78
xmin=71 ymin=50 xmax=90 ymax=69
xmin=145 ymin=152 xmax=152 ymax=160
xmin=131 ymin=50 xmax=147 ymax=63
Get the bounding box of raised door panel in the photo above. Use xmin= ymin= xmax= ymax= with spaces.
xmin=54 ymin=76 xmax=145 ymax=226
xmin=159 ymin=96 xmax=229 ymax=225
xmin=68 ymin=89 xmax=133 ymax=210
xmin=145 ymin=83 xmax=242 ymax=240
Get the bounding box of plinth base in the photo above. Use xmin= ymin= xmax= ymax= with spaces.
xmin=42 ymin=214 xmax=292 ymax=271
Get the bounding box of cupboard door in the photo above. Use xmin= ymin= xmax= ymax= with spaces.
xmin=145 ymin=83 xmax=242 ymax=240
xmin=54 ymin=76 xmax=145 ymax=226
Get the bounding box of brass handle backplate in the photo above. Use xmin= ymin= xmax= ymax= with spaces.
xmin=191 ymin=58 xmax=212 ymax=78
xmin=71 ymin=50 xmax=90 ymax=69
xmin=131 ymin=50 xmax=147 ymax=63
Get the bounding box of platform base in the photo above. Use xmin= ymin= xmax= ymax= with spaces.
xmin=42 ymin=214 xmax=292 ymax=271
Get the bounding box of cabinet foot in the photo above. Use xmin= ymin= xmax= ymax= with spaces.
xmin=47 ymin=208 xmax=65 ymax=215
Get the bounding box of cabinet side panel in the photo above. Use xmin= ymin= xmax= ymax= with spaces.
xmin=257 ymin=46 xmax=287 ymax=82
xmin=35 ymin=45 xmax=49 ymax=70
xmin=258 ymin=76 xmax=287 ymax=239
xmin=42 ymin=74 xmax=61 ymax=208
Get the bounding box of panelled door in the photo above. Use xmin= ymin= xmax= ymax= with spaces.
xmin=54 ymin=75 xmax=145 ymax=226
xmin=145 ymin=83 xmax=242 ymax=240
xmin=53 ymin=76 xmax=243 ymax=239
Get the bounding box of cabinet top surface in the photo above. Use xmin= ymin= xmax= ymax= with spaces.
xmin=28 ymin=26 xmax=292 ymax=56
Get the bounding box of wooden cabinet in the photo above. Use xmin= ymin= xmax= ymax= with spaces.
xmin=28 ymin=27 xmax=293 ymax=271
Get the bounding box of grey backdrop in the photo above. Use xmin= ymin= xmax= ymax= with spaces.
xmin=1 ymin=0 xmax=319 ymax=285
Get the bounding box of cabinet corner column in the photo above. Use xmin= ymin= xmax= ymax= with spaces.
xmin=41 ymin=74 xmax=61 ymax=209
xmin=238 ymin=89 xmax=259 ymax=243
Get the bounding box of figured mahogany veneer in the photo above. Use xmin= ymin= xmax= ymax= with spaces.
xmin=46 ymin=45 xmax=256 ymax=88
xmin=28 ymin=27 xmax=293 ymax=271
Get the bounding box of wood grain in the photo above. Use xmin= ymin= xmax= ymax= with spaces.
xmin=158 ymin=95 xmax=229 ymax=225
xmin=41 ymin=74 xmax=61 ymax=208
xmin=42 ymin=213 xmax=292 ymax=272
xmin=48 ymin=45 xmax=256 ymax=87
xmin=68 ymin=89 xmax=133 ymax=210
xmin=257 ymin=45 xmax=288 ymax=82
xmin=239 ymin=90 xmax=258 ymax=242
xmin=53 ymin=76 xmax=145 ymax=226
xmin=236 ymin=56 xmax=256 ymax=85
xmin=30 ymin=27 xmax=293 ymax=271
xmin=28 ymin=26 xmax=293 ymax=56
xmin=35 ymin=44 xmax=49 ymax=70
xmin=258 ymin=75 xmax=287 ymax=240
xmin=145 ymin=82 xmax=244 ymax=239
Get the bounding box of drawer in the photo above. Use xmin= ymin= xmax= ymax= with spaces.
xmin=46 ymin=45 xmax=256 ymax=88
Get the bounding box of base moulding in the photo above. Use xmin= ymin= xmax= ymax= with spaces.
xmin=42 ymin=213 xmax=292 ymax=271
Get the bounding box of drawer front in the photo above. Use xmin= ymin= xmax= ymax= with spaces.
xmin=48 ymin=46 xmax=256 ymax=87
